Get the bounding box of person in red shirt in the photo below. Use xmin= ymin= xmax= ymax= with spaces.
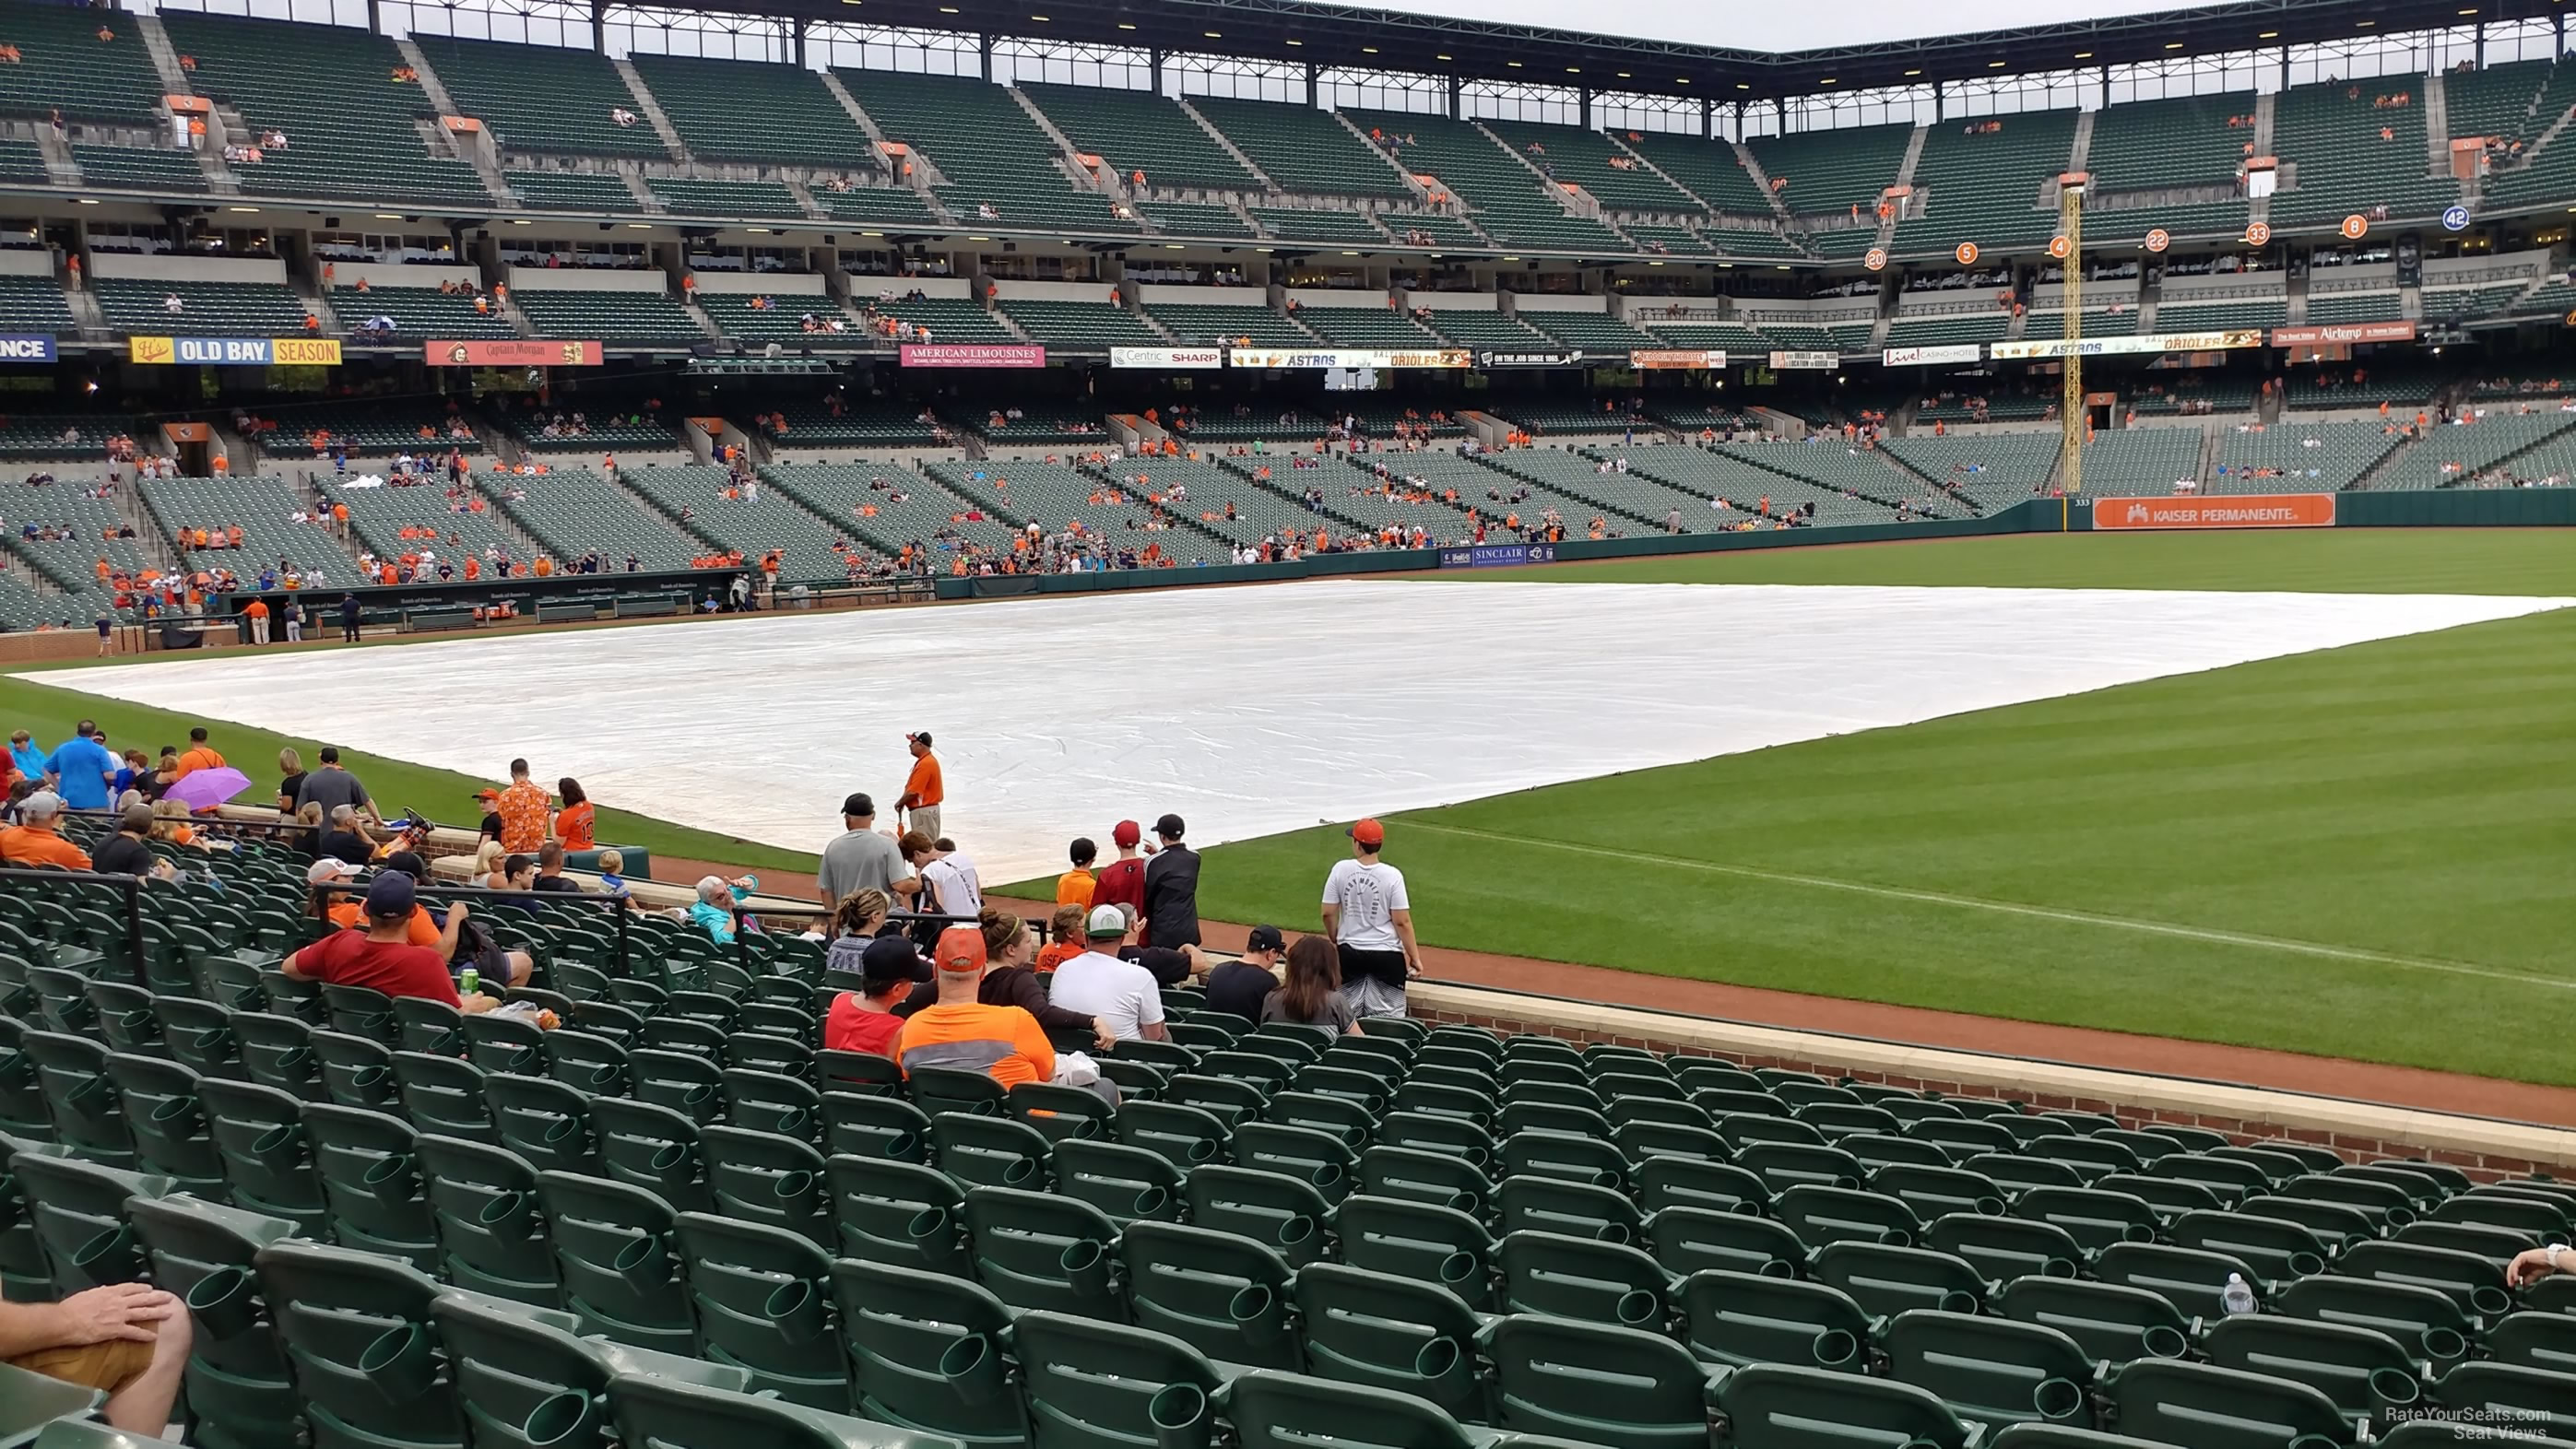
xmin=281 ymin=871 xmax=499 ymax=1011
xmin=1091 ymin=819 xmax=1151 ymax=925
xmin=823 ymin=933 xmax=928 ymax=1055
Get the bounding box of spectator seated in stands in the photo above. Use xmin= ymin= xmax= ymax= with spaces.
xmin=283 ymin=869 xmax=501 ymax=1011
xmin=0 ymin=1279 xmax=192 ymax=1435
xmin=0 ymin=790 xmax=86 ymax=867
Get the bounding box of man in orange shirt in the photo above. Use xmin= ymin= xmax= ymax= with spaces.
xmin=495 ymin=759 xmax=550 ymax=854
xmin=173 ymin=728 xmax=224 ymax=779
xmin=896 ymin=731 xmax=943 ymax=842
xmin=0 ymin=794 xmax=90 ymax=868
xmin=242 ymin=597 xmax=270 ymax=645
xmin=894 ymin=925 xmax=1053 ymax=1089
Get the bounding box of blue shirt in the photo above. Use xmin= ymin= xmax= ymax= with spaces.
xmin=44 ymin=736 xmax=117 ymax=809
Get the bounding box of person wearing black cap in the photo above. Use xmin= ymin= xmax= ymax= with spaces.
xmin=818 ymin=792 xmax=904 ymax=909
xmin=1140 ymin=812 xmax=1200 ymax=950
xmin=283 ymin=871 xmax=499 ymax=1011
xmin=823 ymin=933 xmax=930 ymax=1054
xmin=1202 ymin=925 xmax=1285 ymax=1024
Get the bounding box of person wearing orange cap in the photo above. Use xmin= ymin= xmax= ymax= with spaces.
xmin=892 ymin=924 xmax=1054 ymax=1089
xmin=1322 ymin=817 xmax=1420 ymax=1016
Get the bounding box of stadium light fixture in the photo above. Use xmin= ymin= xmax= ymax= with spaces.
xmin=2073 ymin=52 xmax=2091 ymax=58
xmin=1361 ymin=44 xmax=1376 ymax=52
xmin=1675 ymin=77 xmax=1688 ymax=84
xmin=1031 ymin=12 xmax=1047 ymax=18
xmin=375 ymin=213 xmax=402 ymax=219
xmin=939 ymin=6 xmax=956 ymax=10
xmin=1618 ymin=71 xmax=1631 ymax=77
xmin=861 ymin=230 xmax=882 ymax=237
xmin=2165 ymin=41 xmax=2183 ymax=48
xmin=1988 ymin=60 xmax=2004 ymax=66
xmin=228 ymin=206 xmax=257 ymax=212
xmin=2354 ymin=18 xmax=2373 ymax=24
xmin=1164 ymin=243 xmax=1184 ymax=249
xmin=1286 ymin=38 xmax=1301 ymax=44
xmin=1117 ymin=21 xmax=1135 ymax=28
xmin=75 ymin=197 xmax=97 ymax=205
xmin=1736 ymin=82 xmax=1750 ymax=89
xmin=1567 ymin=66 xmax=1580 ymax=73
xmin=628 ymin=222 xmax=651 ymax=228
xmin=1821 ymin=77 xmax=1836 ymax=84
xmin=1507 ymin=60 xmax=1522 ymax=66
xmin=509 ymin=218 xmax=530 ymax=225
xmin=1905 ymin=67 xmax=1923 ymax=76
xmin=1437 ymin=53 xmax=1452 ymax=60
xmin=1205 ymin=29 xmax=1221 ymax=37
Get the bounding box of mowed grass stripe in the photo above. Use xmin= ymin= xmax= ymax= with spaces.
xmin=1198 ymin=606 xmax=2576 ymax=1085
xmin=1403 ymin=819 xmax=2569 ymax=989
xmin=1458 ymin=527 xmax=2576 ymax=595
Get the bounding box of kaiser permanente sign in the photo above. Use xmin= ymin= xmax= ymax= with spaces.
xmin=129 ymin=336 xmax=344 ymax=366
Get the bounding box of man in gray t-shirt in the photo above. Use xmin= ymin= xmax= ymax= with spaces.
xmin=295 ymin=748 xmax=378 ymax=825
xmin=816 ymin=792 xmax=904 ymax=905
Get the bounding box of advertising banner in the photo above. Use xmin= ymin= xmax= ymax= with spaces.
xmin=1881 ymin=343 xmax=1983 ymax=366
xmin=426 ymin=339 xmax=607 ymax=367
xmin=128 ymin=336 xmax=343 ymax=365
xmin=1768 ymin=350 xmax=1838 ymax=371
xmin=899 ymin=343 xmax=1046 ymax=368
xmin=2091 ymin=494 xmax=2337 ymax=530
xmin=1629 ymin=348 xmax=1727 ymax=370
xmin=1437 ymin=543 xmax=1558 ymax=569
xmin=0 ymin=335 xmax=55 ymax=362
xmin=2268 ymin=321 xmax=2416 ymax=346
xmin=1989 ymin=329 xmax=2263 ymax=360
xmin=1475 ymin=348 xmax=1584 ymax=368
xmin=1109 ymin=346 xmax=1223 ymax=369
xmin=1228 ymin=347 xmax=1472 ymax=370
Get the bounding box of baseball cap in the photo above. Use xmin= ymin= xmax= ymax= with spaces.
xmin=1111 ymin=819 xmax=1141 ymax=848
xmin=304 ymin=858 xmax=361 ymax=885
xmin=474 ymin=788 xmax=500 ymax=803
xmin=1243 ymin=925 xmax=1285 ymax=956
xmin=1153 ymin=813 xmax=1186 ymax=839
xmin=906 ymin=730 xmax=934 ymax=748
xmin=934 ymin=924 xmax=986 ymax=974
xmin=862 ymin=934 xmax=932 ymax=985
xmin=1085 ymin=904 xmax=1128 ymax=940
xmin=383 ymin=850 xmax=430 ymax=879
xmin=364 ymin=871 xmax=417 ymax=916
xmin=841 ymin=792 xmax=875 ymax=818
xmin=1349 ymin=819 xmax=1386 ymax=848
xmin=18 ymin=791 xmax=60 ymax=821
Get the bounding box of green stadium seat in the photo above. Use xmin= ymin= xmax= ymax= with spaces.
xmin=1483 ymin=1314 xmax=1718 ymax=1449
xmin=1711 ymin=1363 xmax=1982 ymax=1449
xmin=534 ymin=1168 xmax=696 ymax=1352
xmin=1294 ymin=1263 xmax=1490 ymax=1424
xmin=101 ymin=1053 xmax=224 ymax=1196
xmin=959 ymin=1184 xmax=1122 ymax=1317
xmin=1677 ymin=1269 xmax=1873 ymax=1372
xmin=830 ymin=1259 xmax=1023 ymax=1449
xmin=1879 ymin=1309 xmax=2096 ymax=1431
xmin=412 ymin=36 xmax=668 ymax=161
xmin=600 ymin=1371 xmax=962 ymax=1449
xmin=2096 ymin=1358 xmax=2359 ymax=1449
xmin=0 ymin=5 xmax=164 ymax=124
xmin=1009 ymin=1311 xmax=1229 ymax=1449
xmin=1994 ymin=1276 xmax=2196 ymax=1365
xmin=1811 ymin=1241 xmax=1991 ymax=1318
xmin=628 ymin=53 xmax=871 ymax=168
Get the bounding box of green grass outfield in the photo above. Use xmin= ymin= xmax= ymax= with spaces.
xmin=1186 ymin=529 xmax=2576 ymax=1085
xmin=0 ymin=673 xmax=821 ymax=875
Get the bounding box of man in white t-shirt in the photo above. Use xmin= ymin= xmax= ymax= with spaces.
xmin=908 ymin=834 xmax=983 ymax=921
xmin=1046 ymin=904 xmax=1169 ymax=1043
xmin=1322 ymin=818 xmax=1420 ymax=1007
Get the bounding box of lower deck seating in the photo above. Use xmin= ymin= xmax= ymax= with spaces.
xmin=615 ymin=464 xmax=872 ymax=579
xmin=482 ymin=467 xmax=702 ymax=571
xmin=137 ymin=474 xmax=357 ymax=578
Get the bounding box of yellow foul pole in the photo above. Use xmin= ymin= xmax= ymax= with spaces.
xmin=2059 ymin=174 xmax=2085 ymax=501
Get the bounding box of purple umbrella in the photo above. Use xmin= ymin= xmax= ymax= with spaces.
xmin=160 ymin=766 xmax=252 ymax=812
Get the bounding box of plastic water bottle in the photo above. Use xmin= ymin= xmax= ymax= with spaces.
xmin=459 ymin=966 xmax=479 ymax=998
xmin=2220 ymin=1273 xmax=2258 ymax=1316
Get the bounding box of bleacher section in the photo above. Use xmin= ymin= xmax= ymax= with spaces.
xmin=159 ymin=12 xmax=490 ymax=206
xmin=836 ymin=69 xmax=1133 ymax=233
xmin=2476 ymin=65 xmax=2576 ymax=210
xmin=629 ymin=53 xmax=874 ymax=169
xmin=1384 ymin=212 xmax=1486 ymax=248
xmin=1188 ymin=96 xmax=1411 ymax=201
xmin=1629 ymin=442 xmax=1918 ymax=525
xmin=484 ymin=468 xmax=701 ymax=570
xmin=2372 ymin=410 xmax=2576 ymax=489
xmin=2082 ymin=93 xmax=2255 ymax=199
xmin=2267 ymin=77 xmax=2457 ymax=227
xmin=411 ymin=35 xmax=668 ymax=160
xmin=1345 ymin=110 xmax=1629 ymax=253
xmin=1515 ymin=309 xmax=1656 ymax=353
xmin=1622 ymin=131 xmax=1773 ymax=216
xmin=1250 ymin=208 xmax=1388 ymax=246
xmin=1881 ymin=430 xmax=2062 ymax=509
xmin=2156 ymin=291 xmax=2290 ymax=334
xmin=1022 ymin=84 xmax=1256 ymax=194
xmin=94 ymin=277 xmax=310 ymax=338
xmin=279 ymin=402 xmax=476 ymax=456
xmin=138 ymin=474 xmax=356 ymax=577
xmin=2207 ymin=420 xmax=2400 ymax=493
xmin=337 ymin=282 xmax=518 ymax=341
xmin=511 ymin=287 xmax=703 ymax=348
xmin=3 ymin=491 xmax=150 ymax=592
xmin=1897 ymin=112 xmax=2076 ymax=255
xmin=1136 ymin=203 xmax=1257 ymax=240
xmin=1148 ymin=303 xmax=1309 ymax=348
xmin=851 ymin=293 xmax=1016 ymax=344
xmin=313 ymin=474 xmax=524 ymax=566
xmin=0 ymin=2 xmax=165 ymax=124
xmin=695 ymin=292 xmax=871 ymax=350
xmin=736 ymin=399 xmax=943 ymax=453
xmin=2024 ymin=307 xmax=2142 ymax=339
xmin=1491 ymin=447 xmax=1721 ymax=529
xmin=73 ymin=145 xmax=209 ymax=194
xmin=2442 ymin=58 xmax=2556 ymax=147
xmin=649 ymin=178 xmax=805 ymax=220
xmin=813 ymin=184 xmax=941 ymax=227
xmin=765 ymin=462 xmax=1023 ymax=558
xmin=2421 ymin=281 xmax=2530 ymax=326
xmin=1418 ymin=309 xmax=1552 ymax=349
xmin=1294 ymin=306 xmax=1447 ymax=348
xmin=1884 ymin=309 xmax=2013 ymax=348
xmin=1747 ymin=124 xmax=1912 ymax=221
xmin=497 ymin=406 xmax=679 ymax=455
xmin=0 ymin=274 xmax=72 ymax=336
xmin=506 ymin=171 xmax=642 ymax=212
xmin=616 ymin=463 xmax=869 ymax=579
xmin=2301 ymin=289 xmax=2404 ymax=325
xmin=925 ymin=458 xmax=1223 ymax=562
xmin=0 ymin=562 xmax=96 ymax=630
xmin=2076 ymin=426 xmax=2208 ymax=495
xmin=996 ymin=299 xmax=1159 ymax=349
xmin=1478 ymin=118 xmax=1698 ymax=216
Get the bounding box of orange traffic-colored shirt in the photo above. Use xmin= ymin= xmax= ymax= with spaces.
xmin=904 ymin=753 xmax=944 ymax=808
xmin=0 ymin=824 xmax=90 ymax=869
xmin=174 ymin=745 xmax=226 ymax=779
xmin=1054 ymin=867 xmax=1095 ymax=909
xmin=894 ymin=1003 xmax=1052 ymax=1089
xmin=327 ymin=899 xmax=442 ymax=948
xmin=555 ymin=801 xmax=596 ymax=852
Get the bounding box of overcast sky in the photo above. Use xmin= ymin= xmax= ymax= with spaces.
xmin=1333 ymin=0 xmax=2198 ymax=52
